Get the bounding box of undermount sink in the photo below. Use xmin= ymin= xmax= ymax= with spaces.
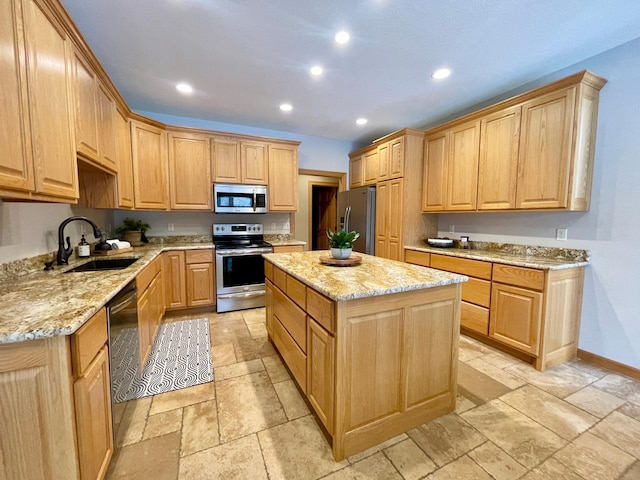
xmin=64 ymin=257 xmax=139 ymax=273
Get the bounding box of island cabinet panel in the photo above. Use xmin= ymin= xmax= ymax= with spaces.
xmin=273 ymin=285 xmax=306 ymax=352
xmin=307 ymin=318 xmax=334 ymax=434
xmin=344 ymin=309 xmax=403 ymax=429
xmin=265 ymin=280 xmax=274 ymax=337
xmin=0 ymin=337 xmax=78 ymax=480
xmin=273 ymin=317 xmax=307 ymax=392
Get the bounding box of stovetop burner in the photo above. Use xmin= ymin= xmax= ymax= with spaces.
xmin=212 ymin=223 xmax=271 ymax=250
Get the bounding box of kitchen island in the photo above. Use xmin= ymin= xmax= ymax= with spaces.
xmin=263 ymin=250 xmax=467 ymax=461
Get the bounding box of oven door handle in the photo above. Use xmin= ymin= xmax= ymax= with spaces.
xmin=217 ymin=291 xmax=265 ymax=300
xmin=108 ymin=286 xmax=137 ymax=315
xmin=216 ymin=249 xmax=273 ymax=256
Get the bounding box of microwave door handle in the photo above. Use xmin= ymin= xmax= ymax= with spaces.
xmin=253 ymin=190 xmax=257 ymax=211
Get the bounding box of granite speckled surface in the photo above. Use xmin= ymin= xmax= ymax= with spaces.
xmin=405 ymin=244 xmax=589 ymax=270
xmin=264 ymin=235 xmax=306 ymax=247
xmin=0 ymin=243 xmax=214 ymax=345
xmin=263 ymin=250 xmax=466 ymax=301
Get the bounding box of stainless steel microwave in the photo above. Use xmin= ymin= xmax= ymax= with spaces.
xmin=213 ymin=184 xmax=268 ymax=213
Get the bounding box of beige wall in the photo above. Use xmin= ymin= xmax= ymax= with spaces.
xmin=295 ymin=174 xmax=341 ymax=249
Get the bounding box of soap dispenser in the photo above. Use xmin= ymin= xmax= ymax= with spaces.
xmin=78 ymin=234 xmax=90 ymax=258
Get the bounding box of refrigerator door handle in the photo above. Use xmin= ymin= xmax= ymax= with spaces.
xmin=344 ymin=206 xmax=351 ymax=232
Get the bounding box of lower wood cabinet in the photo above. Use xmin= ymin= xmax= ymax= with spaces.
xmin=137 ymin=257 xmax=164 ymax=366
xmin=307 ymin=318 xmax=334 ymax=434
xmin=272 ymin=244 xmax=304 ymax=253
xmin=164 ymin=250 xmax=215 ymax=310
xmin=405 ymin=248 xmax=585 ymax=371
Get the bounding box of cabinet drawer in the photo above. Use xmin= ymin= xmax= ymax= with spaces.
xmin=307 ymin=288 xmax=335 ymax=334
xmin=273 ymin=266 xmax=287 ymax=292
xmin=273 ymin=286 xmax=307 ymax=352
xmin=136 ymin=256 xmax=160 ymax=292
xmin=460 ymin=302 xmax=489 ymax=335
xmin=273 ymin=245 xmax=304 ymax=253
xmin=462 ymin=277 xmax=491 ymax=308
xmin=273 ymin=318 xmax=307 ymax=393
xmin=431 ymin=254 xmax=492 ymax=280
xmin=72 ymin=308 xmax=108 ymax=377
xmin=493 ymin=264 xmax=544 ymax=291
xmin=405 ymin=249 xmax=430 ymax=267
xmin=264 ymin=260 xmax=274 ymax=281
xmin=286 ymin=275 xmax=306 ymax=310
xmin=186 ymin=249 xmax=213 ymax=264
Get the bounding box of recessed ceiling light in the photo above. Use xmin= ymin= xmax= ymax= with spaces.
xmin=356 ymin=118 xmax=368 ymax=125
xmin=175 ymin=82 xmax=193 ymax=94
xmin=279 ymin=103 xmax=293 ymax=112
xmin=431 ymin=68 xmax=451 ymax=80
xmin=310 ymin=65 xmax=323 ymax=76
xmin=335 ymin=31 xmax=350 ymax=44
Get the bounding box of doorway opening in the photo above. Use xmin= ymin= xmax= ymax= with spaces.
xmin=310 ymin=183 xmax=338 ymax=250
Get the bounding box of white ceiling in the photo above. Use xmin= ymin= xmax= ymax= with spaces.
xmin=61 ymin=0 xmax=640 ymax=144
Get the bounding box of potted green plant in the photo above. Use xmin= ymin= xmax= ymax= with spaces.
xmin=115 ymin=218 xmax=151 ymax=247
xmin=326 ymin=229 xmax=360 ymax=259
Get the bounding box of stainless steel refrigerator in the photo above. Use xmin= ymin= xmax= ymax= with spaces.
xmin=337 ymin=186 xmax=376 ymax=255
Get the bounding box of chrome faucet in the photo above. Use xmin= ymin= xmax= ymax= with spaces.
xmin=57 ymin=216 xmax=102 ymax=265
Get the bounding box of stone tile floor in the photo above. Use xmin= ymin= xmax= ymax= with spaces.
xmin=106 ymin=308 xmax=640 ymax=479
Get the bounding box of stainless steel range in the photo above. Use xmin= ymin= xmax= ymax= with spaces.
xmin=213 ymin=223 xmax=273 ymax=313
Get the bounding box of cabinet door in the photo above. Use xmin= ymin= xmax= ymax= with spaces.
xmin=241 ymin=141 xmax=268 ymax=184
xmin=388 ymin=137 xmax=404 ymax=179
xmin=24 ymin=0 xmax=78 ymax=199
xmin=387 ymin=178 xmax=403 ymax=261
xmin=349 ymin=156 xmax=363 ymax=188
xmin=168 ymin=132 xmax=212 ymax=210
xmin=71 ymin=47 xmax=99 ymax=162
xmin=446 ymin=120 xmax=479 ymax=211
xmin=422 ymin=131 xmax=448 ymax=211
xmin=266 ymin=280 xmax=274 ymax=338
xmin=268 ymin=144 xmax=298 ymax=211
xmin=516 ymin=87 xmax=575 ymax=209
xmin=212 ymin=136 xmax=241 ymax=183
xmin=73 ymin=346 xmax=113 ymax=480
xmin=96 ymin=83 xmax=117 ymax=172
xmin=137 ymin=286 xmax=152 ymax=366
xmin=164 ymin=251 xmax=186 ymax=309
xmin=187 ymin=263 xmax=215 ymax=307
xmin=0 ymin=0 xmax=34 ymax=193
xmin=375 ymin=179 xmax=389 ymax=259
xmin=363 ymin=149 xmax=378 ymax=185
xmin=489 ymin=282 xmax=542 ymax=355
xmin=131 ymin=120 xmax=168 ymax=209
xmin=478 ymin=106 xmax=520 ymax=210
xmin=115 ymin=109 xmax=134 ymax=208
xmin=307 ymin=318 xmax=334 ymax=434
xmin=377 ymin=143 xmax=389 ymax=181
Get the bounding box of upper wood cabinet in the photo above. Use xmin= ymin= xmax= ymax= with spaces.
xmin=268 ymin=143 xmax=298 ymax=211
xmin=363 ymin=149 xmax=379 ymax=185
xmin=131 ymin=119 xmax=168 ymax=210
xmin=422 ymin=70 xmax=606 ymax=213
xmin=96 ymin=83 xmax=117 ymax=172
xmin=167 ymin=131 xmax=212 ymax=210
xmin=477 ymin=106 xmax=521 ymax=210
xmin=0 ymin=0 xmax=34 ymax=194
xmin=212 ymin=137 xmax=268 ymax=185
xmin=115 ymin=109 xmax=134 ymax=208
xmin=0 ymin=0 xmax=78 ymax=201
xmin=350 ymin=131 xmax=414 ymax=189
xmin=376 ymin=178 xmax=404 ymax=261
xmin=349 ymin=154 xmax=364 ymax=188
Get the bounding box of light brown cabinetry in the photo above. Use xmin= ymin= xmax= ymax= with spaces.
xmin=376 ymin=178 xmax=404 ymax=260
xmin=168 ymin=131 xmax=212 ymax=210
xmin=349 ymin=155 xmax=363 ymax=188
xmin=408 ymin=249 xmax=586 ymax=371
xmin=363 ymin=149 xmax=379 ymax=185
xmin=137 ymin=257 xmax=164 ymax=365
xmin=164 ymin=250 xmax=215 ymax=310
xmin=351 ymin=137 xmax=404 ymax=188
xmin=71 ymin=308 xmax=113 ymax=480
xmin=131 ymin=119 xmax=168 ymax=209
xmin=115 ymin=109 xmax=134 ymax=208
xmin=212 ymin=137 xmax=268 ymax=185
xmin=95 ymin=83 xmax=117 ymax=172
xmin=272 ymin=245 xmax=305 ymax=253
xmin=265 ymin=258 xmax=460 ymax=460
xmin=268 ymin=143 xmax=298 ymax=211
xmin=0 ymin=0 xmax=78 ymax=201
xmin=241 ymin=141 xmax=268 ymax=184
xmin=422 ymin=71 xmax=606 ymax=212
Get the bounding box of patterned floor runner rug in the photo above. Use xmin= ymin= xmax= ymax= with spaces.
xmin=111 ymin=318 xmax=214 ymax=403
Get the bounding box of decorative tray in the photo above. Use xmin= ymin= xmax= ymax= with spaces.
xmin=319 ymin=255 xmax=363 ymax=267
xmin=93 ymin=247 xmax=133 ymax=256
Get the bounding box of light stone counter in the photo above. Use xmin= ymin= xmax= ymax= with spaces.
xmin=405 ymin=245 xmax=589 ymax=270
xmin=262 ymin=250 xmax=466 ymax=301
xmin=0 ymin=243 xmax=214 ymax=344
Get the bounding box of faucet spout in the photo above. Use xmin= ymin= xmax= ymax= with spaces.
xmin=56 ymin=216 xmax=103 ymax=265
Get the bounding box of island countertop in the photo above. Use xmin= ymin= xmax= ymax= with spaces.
xmin=262 ymin=250 xmax=467 ymax=301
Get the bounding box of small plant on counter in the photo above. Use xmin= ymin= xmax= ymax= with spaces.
xmin=327 ymin=229 xmax=359 ymax=259
xmin=115 ymin=218 xmax=151 ymax=246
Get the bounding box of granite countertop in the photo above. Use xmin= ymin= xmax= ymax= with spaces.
xmin=263 ymin=250 xmax=467 ymax=301
xmin=264 ymin=235 xmax=306 ymax=247
xmin=0 ymin=243 xmax=214 ymax=345
xmin=405 ymin=245 xmax=589 ymax=270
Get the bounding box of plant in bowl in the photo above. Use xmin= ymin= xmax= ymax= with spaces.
xmin=115 ymin=218 xmax=151 ymax=247
xmin=326 ymin=229 xmax=360 ymax=259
